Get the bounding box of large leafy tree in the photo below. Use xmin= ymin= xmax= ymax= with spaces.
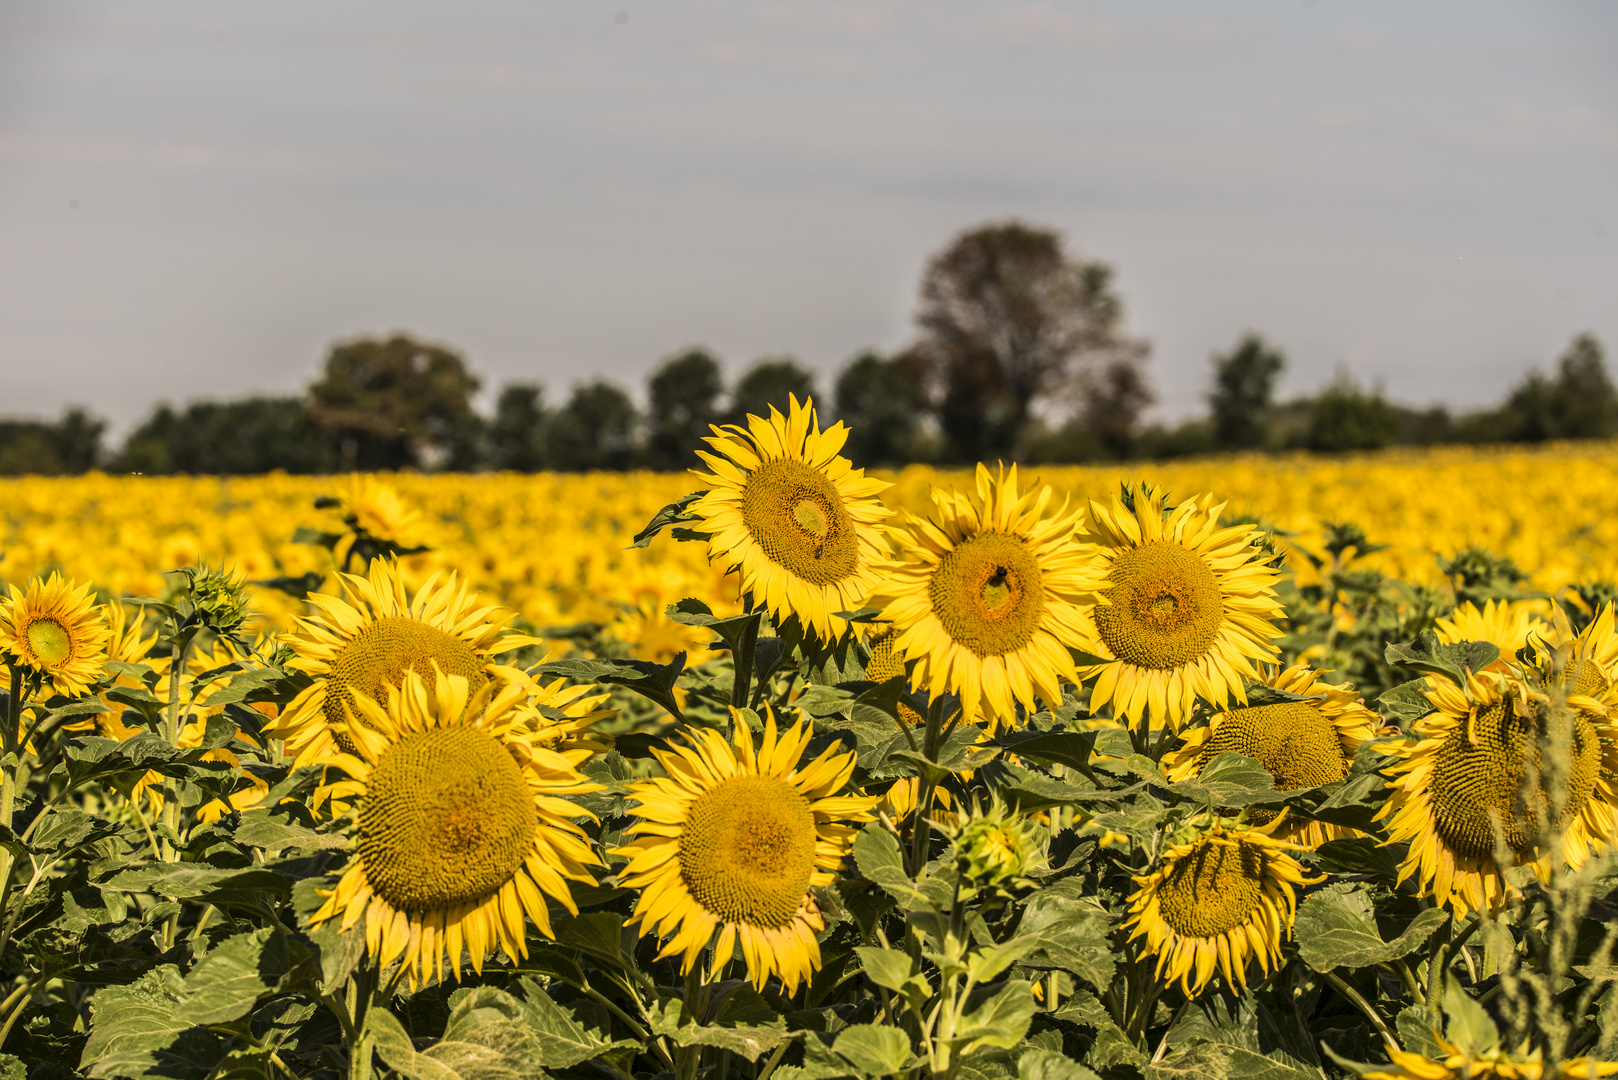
xmin=117 ymin=397 xmax=336 ymax=474
xmin=914 ymin=221 xmax=1149 ymax=462
xmin=1209 ymin=333 xmax=1286 ymax=451
xmin=833 ymin=349 xmax=932 ymax=467
xmin=307 ymin=334 xmax=482 ymax=471
xmin=546 ymin=381 xmax=641 ymax=471
xmin=646 ymin=348 xmax=725 ymax=471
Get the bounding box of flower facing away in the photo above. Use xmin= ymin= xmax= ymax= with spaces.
xmin=1123 ymin=816 xmax=1318 ymax=997
xmin=949 ymin=799 xmax=1043 ymax=892
xmin=1074 ymin=486 xmax=1284 ymax=733
xmin=266 ymin=557 xmax=541 ymax=769
xmin=688 ymin=395 xmax=890 ymax=643
xmin=308 ymin=669 xmax=600 ymax=990
xmin=1166 ymin=664 xmax=1384 ymax=847
xmin=867 ymin=463 xmax=1093 ymax=734
xmin=613 ymin=709 xmax=878 ymax=994
xmin=0 ymin=573 xmax=111 ymax=698
xmin=1377 ymin=668 xmax=1618 ymax=918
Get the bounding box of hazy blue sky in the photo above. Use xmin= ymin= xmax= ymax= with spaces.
xmin=2 ymin=1 xmax=1615 ymax=434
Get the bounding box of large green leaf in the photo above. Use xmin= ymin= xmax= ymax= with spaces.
xmin=534 ymin=656 xmax=687 ymax=721
xmin=183 ymin=929 xmax=290 ymax=1026
xmin=952 ymin=982 xmax=1036 ymax=1056
xmin=833 ymin=1025 xmax=916 ymax=1077
xmin=369 ymin=1004 xmax=548 ymax=1080
xmin=1016 ymin=890 xmax=1116 ymax=992
xmin=1295 ymin=887 xmax=1448 ymax=972
xmin=79 ymin=966 xmax=224 ymax=1080
xmin=512 ymin=977 xmax=635 ymax=1068
xmin=1018 ymin=1049 xmax=1101 ymax=1080
xmin=647 ymin=999 xmax=790 ymax=1063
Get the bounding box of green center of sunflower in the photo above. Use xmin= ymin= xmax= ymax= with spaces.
xmin=1094 ymin=540 xmax=1223 ymax=670
xmin=928 ymin=531 xmax=1045 ymax=657
xmin=325 ymin=616 xmax=487 ymax=735
xmin=740 ymin=460 xmax=859 ymax=586
xmin=359 ymin=727 xmax=538 ymax=911
xmin=1428 ymin=701 xmax=1601 ymax=860
xmin=25 ymin=618 xmax=72 ymax=666
xmin=678 ymin=775 xmax=817 ymax=928
xmin=1155 ymin=838 xmax=1266 ymax=939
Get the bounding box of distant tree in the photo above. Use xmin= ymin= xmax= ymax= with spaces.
xmin=729 ymin=358 xmax=817 ymax=423
xmin=488 ymin=384 xmax=549 ymax=471
xmin=1306 ymin=378 xmax=1398 ymax=452
xmin=546 ymin=381 xmax=641 ymax=472
xmin=1500 ymin=333 xmax=1616 ymax=442
xmin=307 ymin=334 xmax=482 ymax=471
xmin=0 ymin=408 xmax=105 ymax=475
xmin=1080 ymin=358 xmax=1156 ymax=459
xmin=913 ymin=220 xmax=1149 ymax=462
xmin=116 ymin=397 xmax=336 ymax=475
xmin=647 ymin=349 xmax=725 ymax=470
xmin=1209 ymin=334 xmax=1285 ymax=450
xmin=833 ymin=350 xmax=931 ymax=467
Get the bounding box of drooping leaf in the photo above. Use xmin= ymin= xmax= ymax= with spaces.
xmin=833 ymin=1024 xmax=915 ymax=1076
xmin=1295 ymin=888 xmax=1449 ymax=972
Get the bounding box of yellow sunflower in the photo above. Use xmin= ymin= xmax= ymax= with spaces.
xmin=1074 ymin=486 xmax=1285 ymax=733
xmin=1166 ymin=664 xmax=1383 ymax=847
xmin=310 ymin=669 xmax=600 ymax=990
xmin=1435 ymin=600 xmax=1546 ymax=671
xmin=513 ymin=667 xmax=617 ymax=760
xmin=1364 ymin=1040 xmax=1618 ymax=1080
xmin=866 ymin=463 xmax=1093 ymax=734
xmin=1123 ymin=816 xmax=1317 ymax=997
xmin=331 ymin=476 xmax=426 ymax=569
xmin=266 ymin=557 xmax=540 ymax=768
xmin=688 ymin=395 xmax=890 ymax=643
xmin=0 ymin=573 xmax=111 ymax=698
xmin=1377 ymin=668 xmax=1618 ymax=918
xmin=613 ymin=709 xmax=877 ymax=993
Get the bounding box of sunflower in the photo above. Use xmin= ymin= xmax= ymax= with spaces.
xmin=1074 ymin=486 xmax=1285 ymax=733
xmin=0 ymin=573 xmax=111 ymax=698
xmin=266 ymin=557 xmax=540 ymax=768
xmin=1363 ymin=1040 xmax=1618 ymax=1079
xmin=1123 ymin=816 xmax=1317 ymax=997
xmin=1377 ymin=668 xmax=1618 ymax=917
xmin=514 ymin=668 xmax=617 ymax=760
xmin=1435 ymin=600 xmax=1546 ymax=671
xmin=309 ymin=669 xmax=600 ymax=990
xmin=866 ymin=463 xmax=1092 ymax=734
xmin=331 ymin=476 xmax=426 ymax=568
xmin=613 ymin=709 xmax=877 ymax=993
xmin=1166 ymin=664 xmax=1383 ymax=847
xmin=688 ymin=395 xmax=890 ymax=643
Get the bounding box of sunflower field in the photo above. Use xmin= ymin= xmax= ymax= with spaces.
xmin=2 ymin=399 xmax=1618 ymax=1080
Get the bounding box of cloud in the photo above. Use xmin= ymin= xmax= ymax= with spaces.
xmin=1448 ymin=104 xmax=1618 ymax=150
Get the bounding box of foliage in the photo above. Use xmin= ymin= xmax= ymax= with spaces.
xmin=1209 ymin=334 xmax=1285 ymax=452
xmin=0 ymin=409 xmax=105 ymax=477
xmin=115 ymin=398 xmax=336 ymax=476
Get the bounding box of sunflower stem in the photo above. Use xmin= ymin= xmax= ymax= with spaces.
xmin=0 ymin=979 xmax=39 ymax=1053
xmin=731 ymin=613 xmax=760 ymax=712
xmin=1431 ymin=915 xmax=1481 ymax=1006
xmin=1322 ymin=970 xmax=1400 ymax=1053
xmin=909 ymin=697 xmax=948 ymax=876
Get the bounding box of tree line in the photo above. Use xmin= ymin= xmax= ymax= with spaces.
xmin=2 ymin=220 xmax=1613 ymax=475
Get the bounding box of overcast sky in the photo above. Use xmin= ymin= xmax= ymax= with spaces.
xmin=2 ymin=1 xmax=1615 ymax=434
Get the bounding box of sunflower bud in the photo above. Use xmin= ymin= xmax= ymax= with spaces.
xmin=950 ymin=799 xmax=1042 ymax=892
xmin=174 ymin=564 xmax=251 ymax=637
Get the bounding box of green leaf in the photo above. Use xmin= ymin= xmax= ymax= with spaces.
xmin=1147 ymin=1044 xmax=1317 ymax=1080
xmin=103 ymin=862 xmax=292 ymax=906
xmin=233 ymin=813 xmax=348 ymax=854
xmin=1017 ymin=1049 xmax=1101 ymax=1080
xmin=1442 ymin=976 xmax=1501 ymax=1056
xmin=183 ymin=929 xmax=289 ymax=1026
xmin=855 ymin=947 xmax=930 ymax=1010
xmin=648 ymin=999 xmax=791 ymax=1063
xmin=371 ymin=997 xmax=551 ymax=1080
xmin=1169 ymin=752 xmax=1279 ymax=808
xmin=994 ymin=731 xmax=1096 ymax=772
xmin=953 ymin=982 xmax=1036 ymax=1056
xmin=549 ymin=910 xmax=633 ymax=971
xmin=852 ymin=825 xmax=938 ymax=910
xmin=1377 ymin=679 xmax=1435 ymax=724
xmin=1295 ymin=888 xmax=1448 ymax=972
xmin=513 ymin=977 xmax=636 ymax=1068
xmin=631 ymin=491 xmax=709 ymax=547
xmin=534 ymin=655 xmax=687 ymax=721
xmin=833 ymin=1024 xmax=915 ymax=1077
xmin=1016 ymin=890 xmax=1117 ymax=992
xmin=1312 ymin=836 xmax=1400 ymax=881
xmin=1385 ymin=632 xmax=1498 ymax=688
xmin=1396 ymin=1006 xmax=1442 ymax=1059
xmin=80 ymin=966 xmax=225 ymax=1080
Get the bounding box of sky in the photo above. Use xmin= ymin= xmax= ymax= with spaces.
xmin=1 ymin=1 xmax=1615 ymax=435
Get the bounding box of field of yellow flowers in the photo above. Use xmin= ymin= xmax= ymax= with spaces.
xmin=4 ymin=440 xmax=1616 ymax=654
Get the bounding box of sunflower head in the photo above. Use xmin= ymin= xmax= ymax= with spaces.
xmin=1076 ymin=486 xmax=1285 ymax=733
xmin=948 ymin=798 xmax=1043 ymax=893
xmin=613 ymin=708 xmax=878 ymax=993
xmin=1378 ymin=669 xmax=1618 ymax=916
xmin=0 ymin=573 xmax=111 ymax=698
xmin=688 ymin=396 xmax=890 ymax=643
xmin=309 ymin=667 xmax=601 ymax=990
xmin=1167 ymin=664 xmax=1383 ymax=846
xmin=1124 ymin=815 xmax=1318 ymax=997
xmin=867 ymin=463 xmax=1094 ymax=733
xmin=267 ymin=557 xmax=539 ymax=769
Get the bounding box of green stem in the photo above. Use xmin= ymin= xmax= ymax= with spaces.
xmin=1324 ymin=970 xmax=1401 ymax=1053
xmin=1430 ymin=916 xmax=1481 ymax=1006
xmin=0 ymin=981 xmax=37 ymax=1052
xmin=908 ymin=697 xmax=947 ymax=876
xmin=756 ymin=1037 xmax=791 ymax=1080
